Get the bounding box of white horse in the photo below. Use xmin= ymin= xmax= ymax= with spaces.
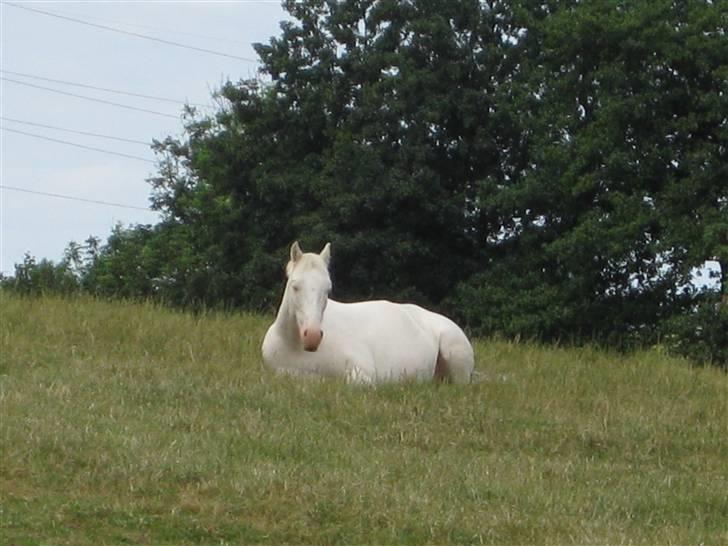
xmin=261 ymin=241 xmax=474 ymax=384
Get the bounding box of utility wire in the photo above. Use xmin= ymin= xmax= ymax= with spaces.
xmin=2 ymin=77 xmax=179 ymax=119
xmin=0 ymin=69 xmax=211 ymax=108
xmin=2 ymin=126 xmax=156 ymax=163
xmin=0 ymin=185 xmax=156 ymax=212
xmin=1 ymin=117 xmax=151 ymax=146
xmin=27 ymin=5 xmax=251 ymax=47
xmin=6 ymin=2 xmax=258 ymax=62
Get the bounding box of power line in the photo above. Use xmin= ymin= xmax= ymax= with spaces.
xmin=28 ymin=5 xmax=251 ymax=47
xmin=2 ymin=77 xmax=179 ymax=119
xmin=6 ymin=2 xmax=259 ymax=63
xmin=2 ymin=126 xmax=156 ymax=163
xmin=0 ymin=70 xmax=211 ymax=108
xmin=0 ymin=185 xmax=156 ymax=212
xmin=1 ymin=117 xmax=151 ymax=146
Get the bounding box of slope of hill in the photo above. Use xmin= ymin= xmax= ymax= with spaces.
xmin=1 ymin=294 xmax=726 ymax=545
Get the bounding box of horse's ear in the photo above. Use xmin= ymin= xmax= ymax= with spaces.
xmin=286 ymin=241 xmax=303 ymax=277
xmin=290 ymin=241 xmax=303 ymax=263
xmin=320 ymin=242 xmax=331 ymax=267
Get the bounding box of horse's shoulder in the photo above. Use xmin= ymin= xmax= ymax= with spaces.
xmin=261 ymin=328 xmax=276 ymax=360
xmin=261 ymin=324 xmax=287 ymax=363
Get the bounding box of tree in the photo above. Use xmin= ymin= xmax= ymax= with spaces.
xmin=149 ymin=0 xmax=524 ymax=309
xmin=455 ymin=0 xmax=727 ymax=342
xmin=2 ymin=253 xmax=78 ymax=296
xmin=15 ymin=0 xmax=721 ymax=362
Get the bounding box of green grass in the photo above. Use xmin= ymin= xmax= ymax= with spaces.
xmin=1 ymin=293 xmax=726 ymax=545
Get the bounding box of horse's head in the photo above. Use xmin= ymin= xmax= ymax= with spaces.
xmin=285 ymin=241 xmax=332 ymax=352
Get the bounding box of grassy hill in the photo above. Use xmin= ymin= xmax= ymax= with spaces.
xmin=1 ymin=294 xmax=726 ymax=545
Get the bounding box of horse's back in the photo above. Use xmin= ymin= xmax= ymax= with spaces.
xmin=324 ymin=299 xmax=440 ymax=381
xmin=325 ymin=299 xmax=473 ymax=383
xmin=325 ymin=299 xmax=437 ymax=351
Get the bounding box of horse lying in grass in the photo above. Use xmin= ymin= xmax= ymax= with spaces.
xmin=262 ymin=242 xmax=474 ymax=384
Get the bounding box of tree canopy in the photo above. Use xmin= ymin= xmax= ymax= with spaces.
xmin=4 ymin=0 xmax=726 ymax=363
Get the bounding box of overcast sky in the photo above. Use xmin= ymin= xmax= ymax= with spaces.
xmin=1 ymin=0 xmax=287 ymax=275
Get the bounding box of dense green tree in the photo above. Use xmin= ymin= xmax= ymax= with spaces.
xmin=2 ymin=253 xmax=78 ymax=296
xmin=6 ymin=0 xmax=723 ymax=363
xmin=456 ymin=0 xmax=727 ymax=342
xmin=143 ymin=0 xmax=728 ymax=340
xmin=149 ymin=0 xmax=522 ymax=308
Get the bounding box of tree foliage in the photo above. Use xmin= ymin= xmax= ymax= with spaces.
xmin=4 ymin=0 xmax=725 ymax=363
xmin=455 ymin=0 xmax=727 ymax=342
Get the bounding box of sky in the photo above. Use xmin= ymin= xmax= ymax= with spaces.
xmin=0 ymin=0 xmax=287 ymax=275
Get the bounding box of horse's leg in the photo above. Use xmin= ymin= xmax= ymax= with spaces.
xmin=434 ymin=351 xmax=448 ymax=382
xmin=345 ymin=354 xmax=377 ymax=384
xmin=435 ymin=328 xmax=475 ymax=384
xmin=347 ymin=365 xmax=375 ymax=385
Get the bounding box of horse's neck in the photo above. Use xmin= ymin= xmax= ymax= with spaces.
xmin=273 ymin=285 xmax=299 ymax=343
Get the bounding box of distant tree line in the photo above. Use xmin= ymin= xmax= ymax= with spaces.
xmin=3 ymin=0 xmax=726 ymax=365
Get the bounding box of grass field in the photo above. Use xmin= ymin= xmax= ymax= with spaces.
xmin=1 ymin=293 xmax=726 ymax=545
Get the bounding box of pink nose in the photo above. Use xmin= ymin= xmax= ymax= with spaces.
xmin=302 ymin=327 xmax=324 ymax=352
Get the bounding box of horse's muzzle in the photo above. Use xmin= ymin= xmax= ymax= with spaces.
xmin=302 ymin=328 xmax=324 ymax=352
